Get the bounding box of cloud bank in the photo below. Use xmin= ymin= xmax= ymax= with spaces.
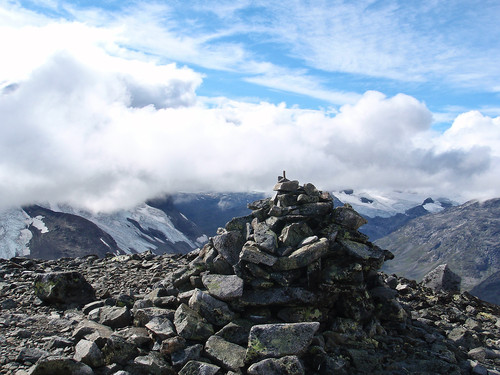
xmin=1 ymin=7 xmax=500 ymax=212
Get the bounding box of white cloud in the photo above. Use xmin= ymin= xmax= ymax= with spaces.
xmin=1 ymin=2 xmax=500 ymax=212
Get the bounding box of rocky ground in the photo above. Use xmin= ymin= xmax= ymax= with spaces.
xmin=1 ymin=178 xmax=499 ymax=375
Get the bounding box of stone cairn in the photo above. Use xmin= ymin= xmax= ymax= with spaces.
xmin=143 ymin=174 xmax=400 ymax=374
xmin=18 ymin=175 xmax=498 ymax=374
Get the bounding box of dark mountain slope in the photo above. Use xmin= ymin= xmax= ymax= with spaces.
xmin=23 ymin=205 xmax=121 ymax=259
xmin=377 ymin=198 xmax=500 ymax=294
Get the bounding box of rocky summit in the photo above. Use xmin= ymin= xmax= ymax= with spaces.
xmin=1 ymin=177 xmax=500 ymax=375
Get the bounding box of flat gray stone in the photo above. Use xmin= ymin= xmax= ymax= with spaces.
xmin=273 ymin=238 xmax=329 ymax=271
xmin=98 ymin=306 xmax=131 ymax=329
xmin=240 ymin=242 xmax=277 ymax=266
xmin=145 ymin=316 xmax=176 ymax=340
xmin=202 ymin=274 xmax=244 ymax=301
xmin=205 ymin=335 xmax=246 ymax=371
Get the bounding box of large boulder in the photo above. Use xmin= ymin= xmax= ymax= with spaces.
xmin=34 ymin=271 xmax=95 ymax=306
xmin=422 ymin=264 xmax=461 ymax=292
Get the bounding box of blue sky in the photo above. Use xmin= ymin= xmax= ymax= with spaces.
xmin=1 ymin=0 xmax=500 ymax=210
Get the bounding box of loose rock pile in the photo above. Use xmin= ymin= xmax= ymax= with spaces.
xmin=1 ymin=177 xmax=500 ymax=374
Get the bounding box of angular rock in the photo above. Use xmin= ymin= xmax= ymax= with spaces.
xmin=98 ymin=306 xmax=131 ymax=329
xmin=240 ymin=243 xmax=278 ymax=266
xmin=178 ymin=361 xmax=220 ymax=375
xmin=28 ymin=355 xmax=94 ymax=375
xmin=73 ymin=320 xmax=114 ymax=348
xmin=279 ymin=222 xmax=314 ymax=247
xmin=201 ymin=274 xmax=244 ymax=301
xmin=273 ymin=238 xmax=329 ymax=271
xmin=34 ymin=271 xmax=95 ymax=306
xmin=247 ymin=356 xmax=305 ymax=375
xmin=289 ymin=202 xmax=332 ymax=217
xmin=102 ymin=334 xmax=139 ymax=365
xmin=127 ymin=352 xmax=174 ymax=375
xmin=332 ymin=206 xmax=367 ymax=230
xmin=171 ymin=344 xmax=203 ymax=368
xmin=253 ymin=222 xmax=278 ymax=253
xmin=422 ymin=264 xmax=461 ymax=292
xmin=160 ymin=336 xmax=186 ymax=355
xmin=74 ymin=339 xmax=104 ymax=368
xmin=114 ymin=327 xmax=152 ymax=348
xmin=212 ymin=231 xmax=245 ymax=266
xmin=16 ymin=348 xmax=50 ymax=364
xmin=188 ymin=289 xmax=235 ymax=326
xmin=274 ymin=180 xmax=299 ymax=192
xmin=174 ymin=303 xmax=214 ymax=341
xmin=216 ymin=320 xmax=253 ymax=346
xmin=205 ymin=335 xmax=246 ymax=371
xmin=246 ymin=322 xmax=320 ymax=361
xmin=277 ymin=306 xmax=327 ymax=323
xmin=145 ymin=316 xmax=176 ymax=340
xmin=337 ymin=240 xmax=385 ymax=268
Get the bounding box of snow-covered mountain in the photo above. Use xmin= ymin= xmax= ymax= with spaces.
xmin=333 ymin=189 xmax=455 ymax=218
xmin=0 ymin=201 xmax=206 ymax=259
xmin=332 ymin=189 xmax=457 ymax=241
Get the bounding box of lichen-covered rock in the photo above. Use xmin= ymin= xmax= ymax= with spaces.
xmin=102 ymin=334 xmax=139 ymax=365
xmin=202 ymin=274 xmax=244 ymax=301
xmin=279 ymin=222 xmax=314 ymax=247
xmin=247 ymin=355 xmax=305 ymax=375
xmin=188 ymin=289 xmax=235 ymax=326
xmin=34 ymin=271 xmax=95 ymax=306
xmin=245 ymin=322 xmax=320 ymax=362
xmin=212 ymin=230 xmax=246 ymax=266
xmin=204 ymin=335 xmax=246 ymax=371
xmin=174 ymin=303 xmax=214 ymax=341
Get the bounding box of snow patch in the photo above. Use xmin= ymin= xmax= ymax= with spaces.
xmin=423 ymin=202 xmax=445 ymax=213
xmin=100 ymin=238 xmax=111 ymax=248
xmin=28 ymin=215 xmax=49 ymax=233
